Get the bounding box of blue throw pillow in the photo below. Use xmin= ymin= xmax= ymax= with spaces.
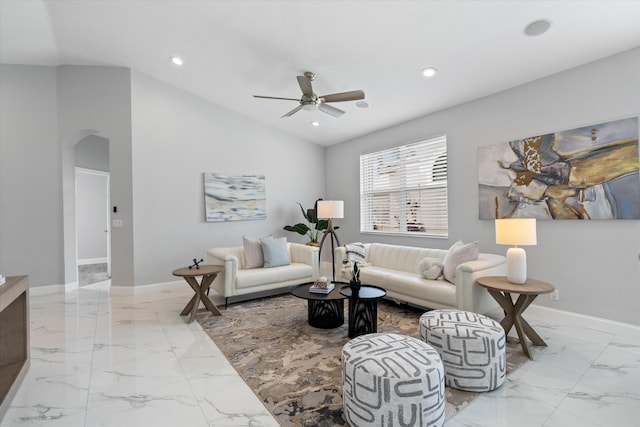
xmin=261 ymin=237 xmax=290 ymax=268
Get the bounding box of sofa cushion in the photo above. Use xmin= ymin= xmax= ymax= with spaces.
xmin=443 ymin=241 xmax=479 ymax=283
xmin=360 ymin=267 xmax=456 ymax=307
xmin=261 ymin=237 xmax=290 ymax=267
xmin=236 ymin=268 xmax=280 ymax=289
xmin=367 ymin=243 xmax=446 ymax=273
xmin=243 ymin=236 xmax=264 ymax=268
xmin=277 ymin=263 xmax=313 ymax=282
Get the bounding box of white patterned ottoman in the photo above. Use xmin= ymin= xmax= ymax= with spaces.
xmin=341 ymin=333 xmax=445 ymax=427
xmin=419 ymin=309 xmax=506 ymax=392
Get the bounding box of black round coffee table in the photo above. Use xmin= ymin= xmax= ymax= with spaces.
xmin=291 ymin=282 xmax=348 ymax=329
xmin=340 ymin=285 xmax=387 ymax=338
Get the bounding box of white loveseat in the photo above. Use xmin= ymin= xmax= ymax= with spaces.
xmin=206 ymin=242 xmax=319 ymax=307
xmin=335 ymin=243 xmax=506 ymax=315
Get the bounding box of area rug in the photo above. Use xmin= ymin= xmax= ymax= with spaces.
xmin=197 ymin=294 xmax=529 ymax=426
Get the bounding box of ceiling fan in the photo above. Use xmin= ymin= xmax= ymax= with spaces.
xmin=254 ymin=71 xmax=365 ymax=118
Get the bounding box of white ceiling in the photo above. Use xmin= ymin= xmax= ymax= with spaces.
xmin=1 ymin=1 xmax=639 ymax=146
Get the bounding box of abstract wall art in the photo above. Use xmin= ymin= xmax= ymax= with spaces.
xmin=203 ymin=173 xmax=266 ymax=222
xmin=478 ymin=117 xmax=640 ymax=220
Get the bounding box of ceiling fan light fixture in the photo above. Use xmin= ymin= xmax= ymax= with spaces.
xmin=421 ymin=67 xmax=438 ymax=77
xmin=170 ymin=56 xmax=183 ymax=66
xmin=302 ymin=103 xmax=317 ymax=111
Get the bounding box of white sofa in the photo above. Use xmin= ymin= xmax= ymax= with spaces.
xmin=206 ymin=242 xmax=319 ymax=307
xmin=335 ymin=243 xmax=506 ymax=315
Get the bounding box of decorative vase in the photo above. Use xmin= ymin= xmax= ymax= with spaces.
xmin=349 ymin=280 xmax=361 ymax=295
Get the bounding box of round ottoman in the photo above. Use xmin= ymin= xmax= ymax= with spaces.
xmin=419 ymin=309 xmax=506 ymax=392
xmin=341 ymin=333 xmax=445 ymax=427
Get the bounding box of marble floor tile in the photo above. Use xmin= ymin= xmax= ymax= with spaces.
xmin=1 ymin=281 xmax=638 ymax=427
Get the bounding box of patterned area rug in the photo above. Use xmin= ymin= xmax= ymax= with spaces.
xmin=197 ymin=294 xmax=528 ymax=426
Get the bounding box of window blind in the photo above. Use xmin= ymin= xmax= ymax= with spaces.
xmin=360 ymin=135 xmax=448 ymax=236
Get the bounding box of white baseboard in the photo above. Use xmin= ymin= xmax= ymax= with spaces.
xmin=528 ymin=304 xmax=640 ymax=339
xmin=77 ymin=258 xmax=108 ymax=266
xmin=110 ymin=280 xmax=183 ymax=295
xmin=29 ymin=284 xmax=67 ymax=296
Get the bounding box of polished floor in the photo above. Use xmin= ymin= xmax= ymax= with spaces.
xmin=1 ymin=281 xmax=638 ymax=427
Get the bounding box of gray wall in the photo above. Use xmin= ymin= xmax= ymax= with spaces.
xmin=0 ymin=65 xmax=62 ymax=286
xmin=0 ymin=64 xmax=324 ymax=288
xmin=326 ymin=48 xmax=640 ymax=325
xmin=2 ymin=50 xmax=638 ymax=324
xmin=57 ymin=65 xmax=134 ymax=286
xmin=130 ymin=71 xmax=325 ymax=285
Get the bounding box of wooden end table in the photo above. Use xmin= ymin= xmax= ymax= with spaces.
xmin=172 ymin=265 xmax=224 ymax=323
xmin=476 ymin=276 xmax=554 ymax=360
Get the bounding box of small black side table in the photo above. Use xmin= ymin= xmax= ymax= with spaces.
xmin=340 ymin=285 xmax=387 ymax=338
xmin=291 ymin=282 xmax=348 ymax=329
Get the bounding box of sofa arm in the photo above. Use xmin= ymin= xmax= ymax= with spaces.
xmin=206 ymin=248 xmax=239 ymax=298
xmin=290 ymin=243 xmax=320 ymax=279
xmin=455 ymin=253 xmax=507 ymax=314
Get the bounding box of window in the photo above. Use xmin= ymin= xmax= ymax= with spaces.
xmin=360 ymin=135 xmax=448 ymax=237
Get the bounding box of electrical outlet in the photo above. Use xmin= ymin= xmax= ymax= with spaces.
xmin=550 ymin=289 xmax=559 ymax=301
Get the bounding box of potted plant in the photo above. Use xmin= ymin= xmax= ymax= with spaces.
xmin=283 ymin=198 xmax=338 ymax=246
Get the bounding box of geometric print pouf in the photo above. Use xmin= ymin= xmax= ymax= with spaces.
xmin=342 ymin=333 xmax=445 ymax=427
xmin=419 ymin=310 xmax=506 ymax=392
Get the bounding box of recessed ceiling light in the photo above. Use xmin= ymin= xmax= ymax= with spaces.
xmin=311 ymin=121 xmax=320 ymax=127
xmin=421 ymin=67 xmax=438 ymax=77
xmin=170 ymin=56 xmax=183 ymax=66
xmin=356 ymin=101 xmax=369 ymax=109
xmin=524 ymin=19 xmax=551 ymax=37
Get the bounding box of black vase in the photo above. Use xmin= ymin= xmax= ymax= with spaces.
xmin=349 ymin=280 xmax=361 ymax=295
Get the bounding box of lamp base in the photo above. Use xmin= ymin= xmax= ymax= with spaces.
xmin=506 ymin=247 xmax=527 ymax=284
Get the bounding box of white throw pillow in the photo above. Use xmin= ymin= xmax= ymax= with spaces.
xmin=418 ymin=257 xmax=444 ymax=280
xmin=442 ymin=240 xmax=479 ymax=283
xmin=261 ymin=237 xmax=290 ymax=268
xmin=243 ymin=235 xmax=264 ymax=268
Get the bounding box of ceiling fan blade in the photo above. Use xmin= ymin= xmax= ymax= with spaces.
xmin=297 ymin=75 xmax=314 ymax=97
xmin=320 ymin=90 xmax=365 ymax=103
xmin=281 ymin=104 xmax=304 ymax=118
xmin=318 ymin=103 xmax=345 ymax=117
xmin=253 ymin=95 xmax=300 ymax=101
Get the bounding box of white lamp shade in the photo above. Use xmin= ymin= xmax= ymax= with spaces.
xmin=317 ymin=200 xmax=344 ymax=219
xmin=495 ymin=218 xmax=537 ymax=246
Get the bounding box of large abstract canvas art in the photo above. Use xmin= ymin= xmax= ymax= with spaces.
xmin=478 ymin=117 xmax=640 ymax=220
xmin=203 ymin=173 xmax=266 ymax=222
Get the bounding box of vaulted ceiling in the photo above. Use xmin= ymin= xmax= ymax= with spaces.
xmin=1 ymin=0 xmax=639 ymax=146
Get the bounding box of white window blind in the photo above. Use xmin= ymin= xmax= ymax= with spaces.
xmin=360 ymin=135 xmax=448 ymax=237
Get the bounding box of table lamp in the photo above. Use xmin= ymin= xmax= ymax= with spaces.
xmin=317 ymin=200 xmax=343 ymax=282
xmin=495 ymin=218 xmax=537 ymax=284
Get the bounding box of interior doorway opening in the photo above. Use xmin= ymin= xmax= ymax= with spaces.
xmin=74 ymin=135 xmax=111 ymax=287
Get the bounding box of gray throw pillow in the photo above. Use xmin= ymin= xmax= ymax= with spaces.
xmin=261 ymin=237 xmax=290 ymax=268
